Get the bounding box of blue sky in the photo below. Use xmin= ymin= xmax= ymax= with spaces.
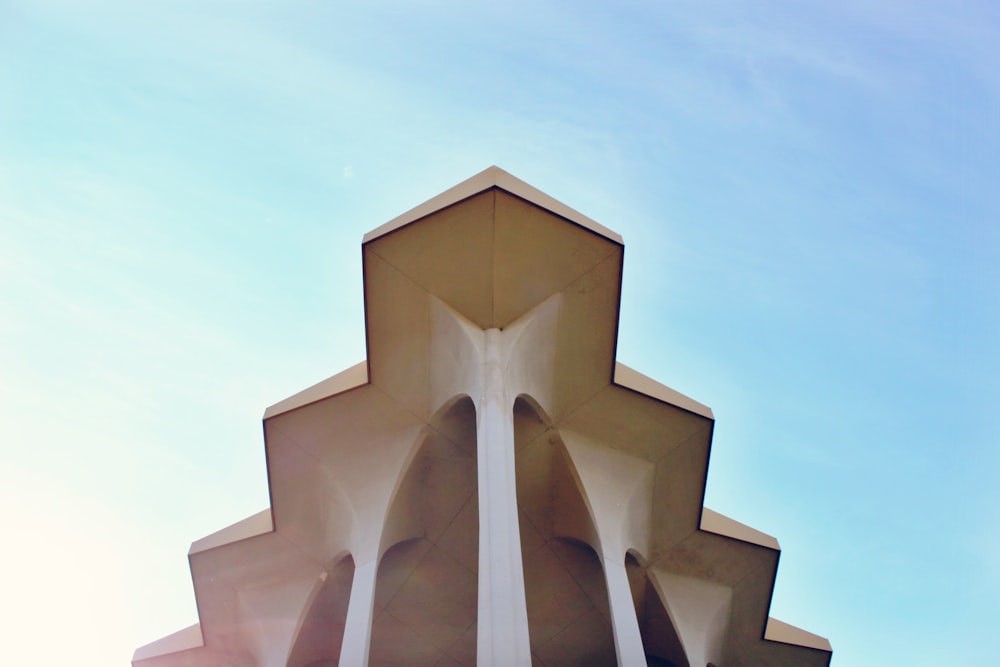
xmin=1 ymin=1 xmax=997 ymax=665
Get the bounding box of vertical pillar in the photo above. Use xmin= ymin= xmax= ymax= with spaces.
xmin=476 ymin=328 xmax=532 ymax=666
xmin=338 ymin=559 xmax=378 ymax=667
xmin=603 ymin=557 xmax=648 ymax=667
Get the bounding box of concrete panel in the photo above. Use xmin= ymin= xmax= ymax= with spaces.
xmin=263 ymin=427 xmax=352 ymax=562
xmin=493 ymin=191 xmax=620 ymax=328
xmin=533 ymin=606 xmax=617 ymax=667
xmin=648 ymin=431 xmax=713 ymax=556
xmin=637 ymin=576 xmax=688 ymax=667
xmin=560 ymin=428 xmax=654 ymax=560
xmin=363 ymin=248 xmax=432 ymax=418
xmin=429 ymin=297 xmax=483 ymax=415
xmin=514 ymin=434 xmax=558 ymax=542
xmin=523 ymin=542 xmax=601 ymax=646
xmin=444 ymin=619 xmax=478 ymax=666
xmin=652 ymin=525 xmax=776 ymax=590
xmin=550 ymin=253 xmax=622 ymax=421
xmin=649 ymin=570 xmax=732 ymax=667
xmin=368 ymin=605 xmax=443 ymax=666
xmin=385 ymin=544 xmax=478 ymax=653
xmin=437 ymin=495 xmax=479 ymax=573
xmin=237 ymin=571 xmax=319 ymax=667
xmin=365 ymin=190 xmax=495 ymax=328
xmin=561 ymin=384 xmax=711 ymax=465
xmin=372 ymin=539 xmax=433 ymax=612
xmin=286 ymin=556 xmax=354 ymax=667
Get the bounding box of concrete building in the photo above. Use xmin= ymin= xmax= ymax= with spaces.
xmin=133 ymin=167 xmax=831 ymax=667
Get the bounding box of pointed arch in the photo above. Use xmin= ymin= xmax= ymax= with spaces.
xmin=368 ymin=394 xmax=480 ymax=665
xmin=285 ymin=552 xmax=355 ymax=667
xmin=513 ymin=396 xmax=616 ymax=666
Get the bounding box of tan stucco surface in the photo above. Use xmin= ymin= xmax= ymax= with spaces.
xmin=135 ymin=167 xmax=830 ymax=667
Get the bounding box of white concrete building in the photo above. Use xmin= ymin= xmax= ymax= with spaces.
xmin=134 ymin=167 xmax=831 ymax=667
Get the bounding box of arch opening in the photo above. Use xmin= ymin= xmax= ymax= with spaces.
xmin=626 ymin=555 xmax=689 ymax=667
xmin=285 ymin=553 xmax=355 ymax=667
xmin=369 ymin=395 xmax=479 ymax=666
xmin=514 ymin=396 xmax=616 ymax=667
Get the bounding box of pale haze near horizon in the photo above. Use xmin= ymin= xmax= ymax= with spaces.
xmin=1 ymin=2 xmax=998 ymax=665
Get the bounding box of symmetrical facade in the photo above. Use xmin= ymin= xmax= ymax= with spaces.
xmin=134 ymin=167 xmax=831 ymax=667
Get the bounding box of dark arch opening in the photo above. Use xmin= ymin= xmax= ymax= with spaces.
xmin=514 ymin=396 xmax=616 ymax=667
xmin=626 ymin=552 xmax=689 ymax=667
xmin=369 ymin=396 xmax=479 ymax=665
xmin=286 ymin=553 xmax=355 ymax=667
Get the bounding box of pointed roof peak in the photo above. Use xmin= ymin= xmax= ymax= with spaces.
xmin=362 ymin=166 xmax=623 ymax=245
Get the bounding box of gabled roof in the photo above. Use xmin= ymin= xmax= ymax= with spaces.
xmin=362 ymin=166 xmax=622 ymax=245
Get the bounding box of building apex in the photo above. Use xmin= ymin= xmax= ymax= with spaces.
xmin=362 ymin=166 xmax=623 ymax=245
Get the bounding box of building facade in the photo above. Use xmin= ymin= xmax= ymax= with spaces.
xmin=134 ymin=167 xmax=831 ymax=667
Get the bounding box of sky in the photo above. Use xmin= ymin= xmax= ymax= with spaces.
xmin=0 ymin=1 xmax=997 ymax=665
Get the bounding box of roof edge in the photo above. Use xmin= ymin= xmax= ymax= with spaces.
xmin=765 ymin=617 xmax=833 ymax=652
xmin=613 ymin=362 xmax=714 ymax=419
xmin=132 ymin=623 xmax=203 ymax=662
xmin=264 ymin=361 xmax=369 ymax=419
xmin=700 ymin=506 xmax=780 ymax=551
xmin=362 ymin=166 xmax=623 ymax=245
xmin=188 ymin=508 xmax=273 ymax=555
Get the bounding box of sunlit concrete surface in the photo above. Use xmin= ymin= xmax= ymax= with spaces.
xmin=134 ymin=167 xmax=831 ymax=667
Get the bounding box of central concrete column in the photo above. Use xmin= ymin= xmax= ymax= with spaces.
xmin=338 ymin=559 xmax=378 ymax=667
xmin=476 ymin=328 xmax=532 ymax=666
xmin=603 ymin=557 xmax=648 ymax=667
